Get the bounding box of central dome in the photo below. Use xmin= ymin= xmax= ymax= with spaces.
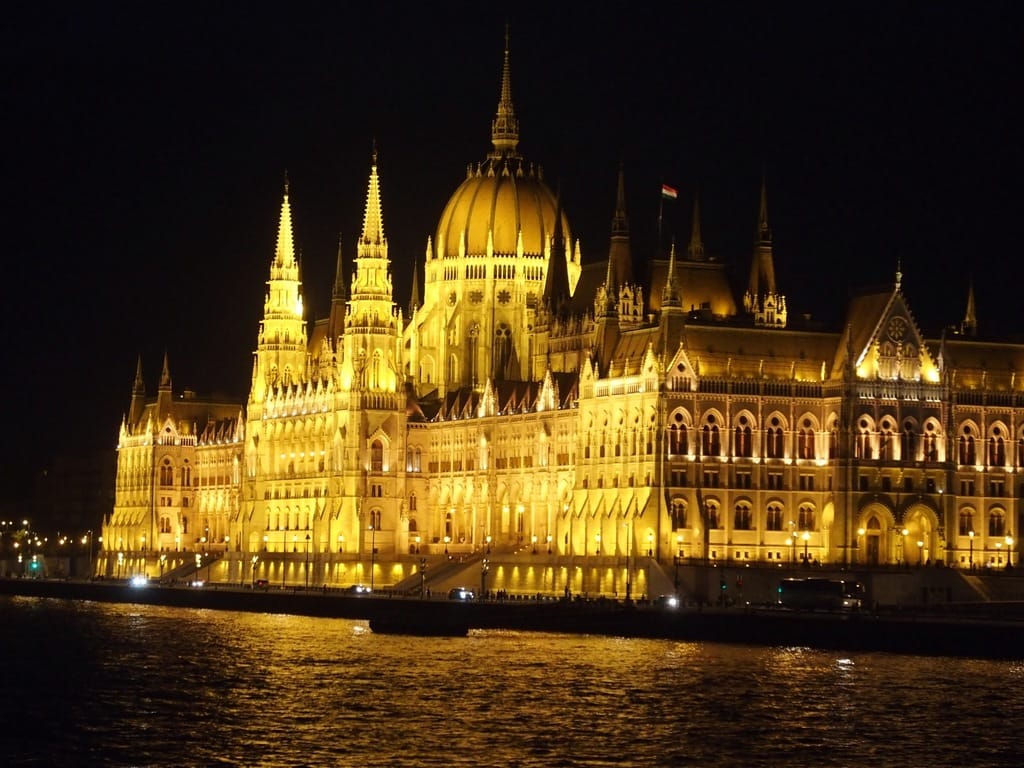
xmin=433 ymin=33 xmax=570 ymax=261
xmin=435 ymin=159 xmax=570 ymax=259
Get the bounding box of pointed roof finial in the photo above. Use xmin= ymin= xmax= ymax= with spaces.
xmin=962 ymin=275 xmax=977 ymax=336
xmin=662 ymin=240 xmax=682 ymax=308
xmin=490 ymin=25 xmax=520 ymax=159
xmin=159 ymin=350 xmax=172 ymax=390
xmin=361 ymin=145 xmax=385 ymax=246
xmin=895 ymin=258 xmax=903 ymax=291
xmin=757 ymin=175 xmax=771 ymax=244
xmin=133 ymin=355 xmax=145 ymax=393
xmin=274 ymin=173 xmax=296 ymax=268
xmin=332 ymin=233 xmax=346 ymax=299
xmin=687 ymin=192 xmax=705 ymax=260
xmin=542 ymin=185 xmax=571 ymax=313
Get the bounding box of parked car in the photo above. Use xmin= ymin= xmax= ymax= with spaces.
xmin=448 ymin=587 xmax=475 ymax=601
xmin=346 ymin=584 xmax=372 ymax=595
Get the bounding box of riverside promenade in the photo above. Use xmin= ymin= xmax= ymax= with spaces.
xmin=3 ymin=576 xmax=1024 ymax=660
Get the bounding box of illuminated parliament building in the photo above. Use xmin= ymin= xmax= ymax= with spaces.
xmin=101 ymin=40 xmax=1019 ymax=594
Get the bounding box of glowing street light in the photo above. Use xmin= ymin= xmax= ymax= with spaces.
xmin=969 ymin=530 xmax=975 ymax=570
xmin=917 ymin=539 xmax=924 ymax=566
xmin=531 ymin=535 xmax=537 ymax=554
xmin=1006 ymin=533 xmax=1015 ymax=570
xmin=802 ymin=531 xmax=810 ymax=565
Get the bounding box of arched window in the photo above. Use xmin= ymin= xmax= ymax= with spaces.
xmin=856 ymin=419 xmax=874 ymax=460
xmin=766 ymin=418 xmax=784 ymax=459
xmin=959 ymin=509 xmax=974 ymax=536
xmin=370 ymin=440 xmax=383 ymax=472
xmin=409 ymin=493 xmax=417 ymax=512
xmin=989 ymin=428 xmax=1006 ymax=466
xmin=705 ymin=502 xmax=720 ymax=529
xmin=766 ymin=504 xmax=783 ymax=531
xmin=735 ymin=416 xmax=753 ymax=458
xmin=959 ymin=427 xmax=976 ymax=465
xmin=669 ymin=421 xmax=688 ymax=455
xmin=494 ymin=324 xmax=513 ymax=381
xmin=798 ymin=504 xmax=815 ymax=531
xmin=798 ymin=419 xmax=815 ymax=460
xmin=734 ymin=502 xmax=753 ymax=531
xmin=159 ymin=459 xmax=174 ymax=486
xmin=901 ymin=421 xmax=917 ymax=462
xmin=879 ymin=421 xmax=895 ymax=461
xmin=989 ymin=509 xmax=1005 ymax=537
xmin=670 ymin=499 xmax=686 ymax=528
xmin=701 ymin=415 xmax=720 ymax=456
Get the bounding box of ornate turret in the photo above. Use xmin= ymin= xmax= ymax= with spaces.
xmin=252 ymin=176 xmax=307 ymax=402
xmin=338 ymin=149 xmax=400 ymax=394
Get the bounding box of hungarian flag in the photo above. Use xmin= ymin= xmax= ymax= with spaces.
xmin=661 ymin=183 xmax=678 ymax=200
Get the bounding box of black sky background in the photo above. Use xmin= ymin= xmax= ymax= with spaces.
xmin=3 ymin=2 xmax=1021 ymax=497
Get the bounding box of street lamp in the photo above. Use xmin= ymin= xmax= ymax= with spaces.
xmin=83 ymin=530 xmax=93 ymax=579
xmin=480 ymin=558 xmax=490 ymax=598
xmin=485 ymin=535 xmax=491 ymax=554
xmin=159 ymin=553 xmax=167 ymax=581
xmin=547 ymin=534 xmax=552 ymax=555
xmin=647 ymin=531 xmax=654 ymax=557
xmin=917 ymin=539 xmax=924 ymax=566
xmin=419 ymin=557 xmax=427 ymax=598
xmin=1006 ymin=533 xmax=1014 ymax=570
xmin=444 ymin=535 xmax=450 ymax=555
xmin=304 ymin=533 xmax=311 ymax=589
xmin=251 ymin=554 xmax=259 ymax=588
xmin=263 ymin=534 xmax=269 ymax=552
xmin=595 ymin=533 xmax=601 ymax=556
xmin=338 ymin=534 xmax=344 ymax=553
xmin=969 ymin=530 xmax=975 ymax=570
xmin=802 ymin=531 xmax=810 ymax=565
xmin=531 ymin=535 xmax=537 ymax=555
xmin=785 ymin=536 xmax=793 ymax=564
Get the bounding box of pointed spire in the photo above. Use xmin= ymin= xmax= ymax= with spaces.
xmin=962 ymin=276 xmax=977 ymax=336
xmin=409 ymin=258 xmax=421 ymax=316
xmin=332 ymin=233 xmax=346 ymax=301
xmin=133 ymin=355 xmax=145 ymax=394
xmin=159 ymin=350 xmax=172 ymax=390
xmin=361 ymin=146 xmax=385 ymax=246
xmin=687 ymin=193 xmax=705 ymax=261
xmin=611 ymin=161 xmax=628 ymax=239
xmin=744 ymin=176 xmax=786 ymax=327
xmin=327 ymin=233 xmax=347 ymax=344
xmin=542 ymin=188 xmax=571 ymax=314
xmin=489 ymin=24 xmax=520 ymax=159
xmin=662 ymin=240 xmax=682 ymax=309
xmin=895 ymin=258 xmax=903 ymax=291
xmin=757 ymin=175 xmax=771 ymax=246
xmin=275 ymin=173 xmax=296 ymax=268
xmin=607 ymin=162 xmax=633 ymax=288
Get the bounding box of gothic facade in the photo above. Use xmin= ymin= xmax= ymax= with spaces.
xmin=101 ymin=39 xmax=1019 ymax=588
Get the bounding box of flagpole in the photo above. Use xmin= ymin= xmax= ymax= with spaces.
xmin=658 ymin=182 xmax=664 ymax=253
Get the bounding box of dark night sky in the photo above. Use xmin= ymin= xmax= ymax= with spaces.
xmin=2 ymin=2 xmax=1021 ymax=495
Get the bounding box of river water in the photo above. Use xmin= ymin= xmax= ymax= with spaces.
xmin=1 ymin=595 xmax=1020 ymax=767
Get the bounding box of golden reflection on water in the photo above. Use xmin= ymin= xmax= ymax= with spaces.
xmin=3 ymin=597 xmax=1024 ymax=767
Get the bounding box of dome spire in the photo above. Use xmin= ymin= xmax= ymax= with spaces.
xmin=490 ymin=24 xmax=520 ymax=159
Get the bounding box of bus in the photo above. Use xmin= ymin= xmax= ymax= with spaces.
xmin=777 ymin=578 xmax=864 ymax=612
